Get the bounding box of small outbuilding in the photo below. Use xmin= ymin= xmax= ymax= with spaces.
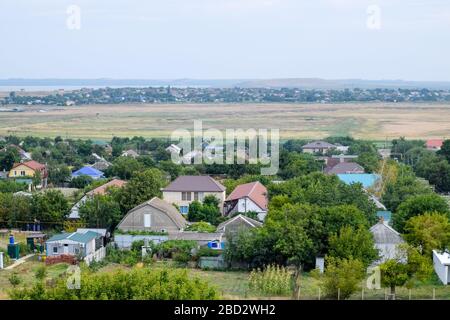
xmin=370 ymin=221 xmax=404 ymax=264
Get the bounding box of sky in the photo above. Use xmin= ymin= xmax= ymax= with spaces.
xmin=0 ymin=0 xmax=449 ymax=81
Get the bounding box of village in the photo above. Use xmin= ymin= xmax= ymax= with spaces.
xmin=0 ymin=134 xmax=450 ymax=300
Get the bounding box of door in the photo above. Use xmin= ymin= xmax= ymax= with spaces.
xmin=63 ymin=244 xmax=69 ymax=254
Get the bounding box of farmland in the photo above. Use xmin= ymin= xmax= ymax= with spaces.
xmin=0 ymin=102 xmax=449 ymax=140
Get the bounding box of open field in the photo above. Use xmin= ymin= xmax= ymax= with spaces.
xmin=0 ymin=102 xmax=450 ymax=140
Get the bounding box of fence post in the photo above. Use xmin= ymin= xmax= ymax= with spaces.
xmin=337 ymin=288 xmax=340 ymax=301
xmin=409 ymin=289 xmax=411 ymax=300
xmin=361 ymin=288 xmax=364 ymax=300
xmin=318 ymin=288 xmax=321 ymax=300
xmin=433 ymin=288 xmax=436 ymax=300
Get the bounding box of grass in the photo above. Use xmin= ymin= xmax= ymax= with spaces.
xmin=0 ymin=102 xmax=449 ymax=140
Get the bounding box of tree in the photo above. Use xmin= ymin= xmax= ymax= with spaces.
xmin=79 ymin=194 xmax=122 ymax=230
xmin=0 ymin=149 xmax=19 ymax=171
xmin=70 ymin=175 xmax=94 ymax=189
xmin=187 ymin=196 xmax=222 ymax=225
xmin=380 ymin=245 xmax=433 ymax=298
xmin=328 ymin=226 xmax=379 ymax=267
xmin=321 ymin=257 xmax=365 ymax=300
xmin=48 ymin=164 xmax=71 ymax=186
xmin=106 ymin=156 xmax=143 ymax=180
xmin=404 ymin=212 xmax=450 ymax=256
xmin=356 ymin=151 xmax=380 ymax=173
xmin=31 ymin=190 xmax=69 ymax=225
xmin=393 ymin=194 xmax=450 ymax=232
xmin=116 ymin=168 xmax=166 ymax=213
xmin=438 ymin=140 xmax=450 ymax=162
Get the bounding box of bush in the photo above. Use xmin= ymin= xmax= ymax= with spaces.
xmin=34 ymin=265 xmax=47 ymax=281
xmin=196 ymin=247 xmax=222 ymax=258
xmin=249 ymin=265 xmax=294 ymax=296
xmin=173 ymin=252 xmax=191 ymax=265
xmin=185 ymin=222 xmax=216 ymax=233
xmin=9 ymin=268 xmax=220 ymax=300
xmin=8 ymin=273 xmax=22 ymax=287
xmin=154 ymin=240 xmax=196 ymax=259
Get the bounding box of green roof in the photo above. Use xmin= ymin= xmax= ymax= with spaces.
xmin=46 ymin=231 xmax=99 ymax=244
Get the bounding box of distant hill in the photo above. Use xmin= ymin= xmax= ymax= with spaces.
xmin=1 ymin=78 xmax=450 ymax=90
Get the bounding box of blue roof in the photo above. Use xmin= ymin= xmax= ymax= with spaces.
xmin=72 ymin=166 xmax=104 ymax=178
xmin=337 ymin=174 xmax=381 ymax=189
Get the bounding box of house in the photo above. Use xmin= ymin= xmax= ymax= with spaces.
xmin=334 ymin=144 xmax=349 ymax=153
xmin=337 ymin=173 xmax=381 ymax=189
xmin=433 ymin=250 xmax=450 ymax=285
xmin=302 ymin=141 xmax=337 ymax=154
xmin=166 ymin=144 xmax=182 ymax=155
xmin=69 ymin=179 xmax=126 ymax=219
xmin=162 ymin=175 xmax=226 ymax=215
xmin=224 ymin=181 xmax=268 ymax=221
xmin=426 ymin=139 xmax=444 ymax=151
xmin=46 ymin=229 xmax=105 ymax=264
xmin=117 ymin=197 xmax=187 ymax=234
xmin=8 ymin=160 xmax=48 ymax=188
xmin=370 ymin=220 xmax=404 ymax=264
xmin=325 ymin=162 xmax=365 ymax=175
xmin=216 ymin=214 xmax=263 ymax=234
xmin=91 ymin=160 xmax=111 ymax=171
xmin=121 ymin=149 xmax=139 ymax=158
xmin=71 ymin=166 xmax=104 ymax=180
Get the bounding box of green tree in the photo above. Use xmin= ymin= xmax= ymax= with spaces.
xmin=79 ymin=194 xmax=122 ymax=229
xmin=356 ymin=151 xmax=380 ymax=173
xmin=48 ymin=164 xmax=71 ymax=186
xmin=116 ymin=168 xmax=166 ymax=213
xmin=106 ymin=156 xmax=143 ymax=180
xmin=393 ymin=194 xmax=450 ymax=232
xmin=328 ymin=226 xmax=379 ymax=267
xmin=187 ymin=196 xmax=222 ymax=225
xmin=0 ymin=148 xmax=19 ymax=171
xmin=70 ymin=175 xmax=94 ymax=189
xmin=438 ymin=139 xmax=450 ymax=162
xmin=404 ymin=212 xmax=450 ymax=256
xmin=31 ymin=190 xmax=69 ymax=225
xmin=321 ymin=257 xmax=365 ymax=300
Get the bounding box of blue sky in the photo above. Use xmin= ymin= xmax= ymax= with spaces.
xmin=0 ymin=0 xmax=449 ymax=80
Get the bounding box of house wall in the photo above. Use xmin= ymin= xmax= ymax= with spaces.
xmin=375 ymin=243 xmax=401 ymax=263
xmin=163 ymin=191 xmax=225 ymax=213
xmin=8 ymin=165 xmax=35 ymax=178
xmin=237 ymin=198 xmax=265 ymax=214
xmin=114 ymin=234 xmax=168 ymax=249
xmin=433 ymin=251 xmax=449 ymax=285
xmin=46 ymin=239 xmax=96 ymax=258
xmin=117 ymin=204 xmax=183 ymax=233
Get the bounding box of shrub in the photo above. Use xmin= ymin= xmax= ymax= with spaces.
xmin=196 ymin=247 xmax=222 ymax=258
xmin=9 ymin=268 xmax=220 ymax=300
xmin=154 ymin=240 xmax=196 ymax=259
xmin=249 ymin=265 xmax=294 ymax=296
xmin=8 ymin=273 xmax=22 ymax=287
xmin=34 ymin=265 xmax=47 ymax=281
xmin=173 ymin=251 xmax=191 ymax=265
xmin=185 ymin=222 xmax=216 ymax=233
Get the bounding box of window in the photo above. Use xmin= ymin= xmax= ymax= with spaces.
xmin=20 ymin=171 xmax=26 ymax=176
xmin=53 ymin=246 xmax=58 ymax=253
xmin=180 ymin=206 xmax=189 ymax=214
xmin=182 ymin=192 xmax=192 ymax=201
xmin=194 ymin=192 xmax=203 ymax=201
xmin=144 ymin=213 xmax=151 ymax=228
xmin=74 ymin=248 xmax=80 ymax=255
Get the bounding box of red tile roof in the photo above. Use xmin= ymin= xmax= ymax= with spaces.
xmin=226 ymin=181 xmax=268 ymax=211
xmin=87 ymin=179 xmax=127 ymax=196
xmin=12 ymin=160 xmax=46 ymax=171
xmin=426 ymin=139 xmax=443 ymax=149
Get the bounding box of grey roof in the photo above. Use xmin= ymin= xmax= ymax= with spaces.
xmin=125 ymin=197 xmax=188 ymax=229
xmin=326 ymin=162 xmax=365 ymax=175
xmin=46 ymin=230 xmax=100 ymax=244
xmin=217 ymin=214 xmax=263 ymax=232
xmin=302 ymin=141 xmax=336 ymax=149
xmin=168 ymin=232 xmax=224 ymax=241
xmin=162 ymin=175 xmax=225 ymax=192
xmin=370 ymin=222 xmax=404 ymax=245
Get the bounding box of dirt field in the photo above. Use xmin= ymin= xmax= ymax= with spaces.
xmin=0 ymin=102 xmax=449 ymax=140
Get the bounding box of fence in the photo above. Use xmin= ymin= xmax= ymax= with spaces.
xmin=84 ymin=247 xmax=106 ymax=266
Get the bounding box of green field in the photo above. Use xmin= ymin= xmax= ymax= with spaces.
xmin=1 ymin=102 xmax=449 ymax=140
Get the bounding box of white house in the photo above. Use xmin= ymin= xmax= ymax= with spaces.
xmin=224 ymin=181 xmax=268 ymax=221
xmin=370 ymin=221 xmax=404 ymax=264
xmin=46 ymin=229 xmax=105 ymax=264
xmin=433 ymin=250 xmax=450 ymax=285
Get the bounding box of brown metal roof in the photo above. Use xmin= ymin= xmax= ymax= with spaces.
xmin=162 ymin=175 xmax=225 ymax=192
xmin=225 ymin=181 xmax=268 ymax=211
